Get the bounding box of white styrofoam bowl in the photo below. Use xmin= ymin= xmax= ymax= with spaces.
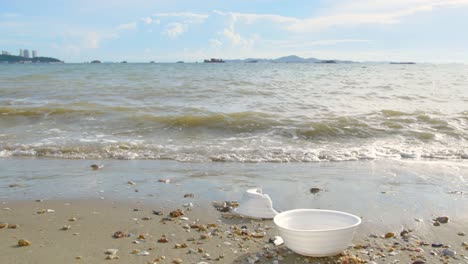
xmin=273 ymin=209 xmax=361 ymax=257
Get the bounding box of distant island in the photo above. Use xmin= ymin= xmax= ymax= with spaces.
xmin=224 ymin=55 xmax=355 ymax=64
xmin=0 ymin=54 xmax=62 ymax=64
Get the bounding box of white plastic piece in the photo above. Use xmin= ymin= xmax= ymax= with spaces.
xmin=234 ymin=188 xmax=278 ymax=219
xmin=273 ymin=209 xmax=361 ymax=257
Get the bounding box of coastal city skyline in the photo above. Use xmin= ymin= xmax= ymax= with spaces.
xmin=1 ymin=1 xmax=468 ymax=63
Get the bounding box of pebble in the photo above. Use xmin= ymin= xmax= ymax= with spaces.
xmin=152 ymin=210 xmax=163 ymax=215
xmin=442 ymin=248 xmax=456 ymax=257
xmin=431 ymin=243 xmax=443 ymax=248
xmin=184 ymin=194 xmax=194 ymax=198
xmin=0 ymin=223 xmax=7 ymax=229
xmin=158 ymin=179 xmax=170 ymax=184
xmin=435 ymin=216 xmax=449 ymax=224
xmin=128 ymin=181 xmax=136 ymax=185
xmin=137 ymin=250 xmax=150 ymax=256
xmin=17 ymin=239 xmax=31 ymax=247
xmin=68 ymin=217 xmax=77 ymax=222
xmin=458 ymin=232 xmax=466 ymax=236
xmin=105 ymin=255 xmax=119 ymax=260
xmin=172 ymin=258 xmax=183 ymax=263
xmin=170 ymin=209 xmax=185 ymax=218
xmin=433 ymin=221 xmax=441 ymax=226
xmin=90 ymin=164 xmax=103 ymax=170
xmin=61 ymin=225 xmax=71 ymax=231
xmin=113 ymin=231 xmax=127 ymax=238
xmin=385 ymin=232 xmax=396 ymax=238
xmin=8 ymin=223 xmax=18 ymax=229
xmin=105 ymin=249 xmax=119 ymax=255
xmin=412 ymin=261 xmax=425 ymax=264
xmin=309 ymin=187 xmax=322 ymax=194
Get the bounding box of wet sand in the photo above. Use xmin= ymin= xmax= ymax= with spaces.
xmin=1 ymin=158 xmax=467 ymax=263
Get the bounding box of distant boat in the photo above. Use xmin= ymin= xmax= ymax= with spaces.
xmin=176 ymin=61 xmax=184 ymax=63
xmin=90 ymin=60 xmax=101 ymax=64
xmin=204 ymin=58 xmax=225 ymax=63
xmin=149 ymin=61 xmax=155 ymax=64
xmin=120 ymin=61 xmax=127 ymax=63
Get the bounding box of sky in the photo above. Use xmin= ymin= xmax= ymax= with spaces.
xmin=1 ymin=0 xmax=468 ymax=63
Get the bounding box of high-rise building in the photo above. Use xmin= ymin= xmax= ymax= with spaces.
xmin=1 ymin=51 xmax=10 ymax=55
xmin=20 ymin=49 xmax=24 ymax=57
xmin=32 ymin=50 xmax=37 ymax=58
xmin=23 ymin=49 xmax=30 ymax=58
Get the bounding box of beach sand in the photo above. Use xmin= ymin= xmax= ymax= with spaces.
xmin=1 ymin=159 xmax=467 ymax=263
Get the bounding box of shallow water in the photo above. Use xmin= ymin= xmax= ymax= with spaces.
xmin=0 ymin=63 xmax=467 ymax=162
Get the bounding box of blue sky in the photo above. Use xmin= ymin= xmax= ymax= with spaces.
xmin=1 ymin=0 xmax=468 ymax=63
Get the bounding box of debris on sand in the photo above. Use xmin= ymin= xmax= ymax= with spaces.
xmin=17 ymin=239 xmax=31 ymax=247
xmin=90 ymin=164 xmax=104 ymax=170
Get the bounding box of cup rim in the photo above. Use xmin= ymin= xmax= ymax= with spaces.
xmin=273 ymin=209 xmax=362 ymax=232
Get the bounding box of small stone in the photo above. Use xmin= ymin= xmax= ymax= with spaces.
xmin=172 ymin=258 xmax=183 ymax=264
xmin=17 ymin=239 xmax=31 ymax=247
xmin=400 ymin=229 xmax=412 ymax=237
xmin=61 ymin=225 xmax=71 ymax=231
xmin=142 ymin=217 xmax=151 ymax=221
xmin=458 ymin=232 xmax=466 ymax=236
xmin=385 ymin=232 xmax=395 ymax=238
xmin=75 ymin=256 xmax=82 ymax=260
xmin=431 ymin=243 xmax=443 ymax=248
xmin=105 ymin=249 xmax=119 ymax=255
xmin=170 ymin=209 xmax=184 ymax=218
xmin=128 ymin=181 xmax=136 ymax=185
xmin=158 ymin=179 xmax=170 ymax=184
xmin=113 ymin=231 xmax=127 ymax=238
xmin=462 ymin=242 xmax=468 ymax=247
xmin=251 ymin=232 xmax=266 ymax=238
xmin=433 ymin=221 xmax=441 ymax=226
xmin=435 ymin=216 xmax=449 ymax=224
xmin=310 ymin=187 xmax=322 ymax=194
xmin=8 ymin=224 xmax=18 ymax=229
xmin=158 ymin=237 xmax=169 ymax=243
xmin=69 ymin=217 xmax=77 ymax=222
xmin=184 ymin=194 xmax=194 ymax=198
xmin=0 ymin=223 xmax=7 ymax=229
xmin=412 ymin=261 xmax=426 ymax=264
xmin=138 ymin=234 xmax=146 ymax=240
xmin=90 ymin=164 xmax=103 ymax=170
xmin=442 ymin=248 xmax=456 ymax=257
xmin=153 ymin=210 xmax=163 ymax=215
xmin=105 ymin=255 xmax=119 ymax=260
xmin=182 ymin=224 xmax=190 ymax=229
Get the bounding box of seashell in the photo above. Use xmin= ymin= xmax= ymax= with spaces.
xmin=105 ymin=249 xmax=118 ymax=255
xmin=180 ymin=217 xmax=189 ymax=221
xmin=18 ymin=239 xmax=31 ymax=247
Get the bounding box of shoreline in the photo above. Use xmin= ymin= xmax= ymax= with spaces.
xmin=1 ymin=158 xmax=467 ymax=263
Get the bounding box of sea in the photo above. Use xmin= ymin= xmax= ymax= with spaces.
xmin=1 ymin=63 xmax=467 ymax=163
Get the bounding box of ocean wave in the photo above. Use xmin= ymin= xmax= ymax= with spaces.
xmin=1 ymin=142 xmax=467 ymax=163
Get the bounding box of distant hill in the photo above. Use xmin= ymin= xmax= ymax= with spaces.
xmin=0 ymin=54 xmax=63 ymax=63
xmin=225 ymin=55 xmax=355 ymax=64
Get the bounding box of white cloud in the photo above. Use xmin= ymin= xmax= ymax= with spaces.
xmin=215 ymin=1 xmax=468 ymax=33
xmin=118 ymin=22 xmax=137 ymax=30
xmin=141 ymin=17 xmax=159 ymax=25
xmin=164 ymin=23 xmax=186 ymax=38
xmin=153 ymin=12 xmax=209 ymax=22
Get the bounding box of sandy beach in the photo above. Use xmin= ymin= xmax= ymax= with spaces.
xmin=1 ymin=158 xmax=467 ymax=263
